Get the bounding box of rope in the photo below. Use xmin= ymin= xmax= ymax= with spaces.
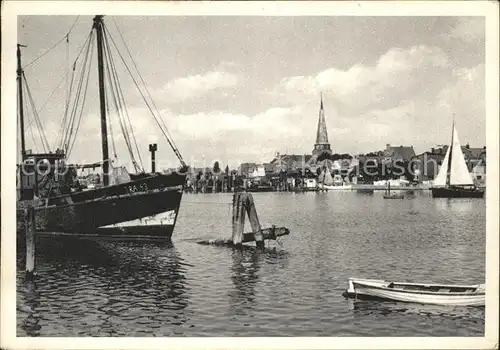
xmin=103 ymin=80 xmax=118 ymax=160
xmin=65 ymin=33 xmax=70 ymax=124
xmin=101 ymin=27 xmax=142 ymax=172
xmin=111 ymin=20 xmax=181 ymax=160
xmin=63 ymin=33 xmax=94 ymax=150
xmin=55 ymin=30 xmax=93 ymax=151
xmin=67 ymin=34 xmax=95 ymax=158
xmin=106 ymin=21 xmax=186 ymax=168
xmin=55 ymin=30 xmax=93 ymax=148
xmin=103 ymin=30 xmax=144 ymax=171
xmin=24 ymin=87 xmax=40 ymax=151
xmin=22 ymin=72 xmax=50 ymax=152
xmin=24 ymin=16 xmax=80 ymax=69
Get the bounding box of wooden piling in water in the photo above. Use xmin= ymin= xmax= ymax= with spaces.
xmin=232 ymin=191 xmax=246 ymax=247
xmin=25 ymin=203 xmax=36 ymax=280
xmin=245 ymin=194 xmax=264 ymax=249
xmin=198 ymin=189 xmax=289 ymax=249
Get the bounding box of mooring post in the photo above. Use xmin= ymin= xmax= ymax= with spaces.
xmin=149 ymin=143 xmax=157 ymax=173
xmin=232 ymin=191 xmax=246 ymax=248
xmin=25 ymin=203 xmax=36 ymax=280
xmin=245 ymin=193 xmax=264 ymax=249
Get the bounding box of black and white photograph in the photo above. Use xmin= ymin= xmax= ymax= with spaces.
xmin=1 ymin=1 xmax=499 ymax=349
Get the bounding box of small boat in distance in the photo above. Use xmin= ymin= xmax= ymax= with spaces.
xmin=383 ymin=181 xmax=404 ymax=199
xmin=342 ymin=278 xmax=485 ymax=306
xmin=431 ymin=121 xmax=484 ymax=198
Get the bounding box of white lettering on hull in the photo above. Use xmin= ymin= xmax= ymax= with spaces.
xmin=99 ymin=210 xmax=176 ymax=228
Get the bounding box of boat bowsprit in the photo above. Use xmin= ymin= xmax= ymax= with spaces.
xmin=342 ymin=278 xmax=485 ymax=306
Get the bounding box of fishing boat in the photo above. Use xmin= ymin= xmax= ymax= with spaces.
xmin=383 ymin=181 xmax=404 ymax=199
xmin=16 ymin=16 xmax=187 ymax=239
xmin=431 ymin=122 xmax=484 ymax=198
xmin=342 ymin=278 xmax=485 ymax=306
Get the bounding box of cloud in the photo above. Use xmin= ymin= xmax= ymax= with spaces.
xmin=35 ymin=46 xmax=483 ymax=170
xmin=156 ymin=68 xmax=239 ymax=103
xmin=435 ymin=63 xmax=485 ymax=143
xmin=272 ymin=45 xmax=450 ymax=112
xmin=447 ymin=17 xmax=485 ymax=43
xmin=63 ymin=105 xmax=305 ymax=168
xmin=265 ymin=44 xmax=484 ymax=154
xmin=168 ymin=106 xmax=303 ymax=140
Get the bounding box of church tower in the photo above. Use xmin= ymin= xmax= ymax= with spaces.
xmin=312 ymin=94 xmax=332 ymax=156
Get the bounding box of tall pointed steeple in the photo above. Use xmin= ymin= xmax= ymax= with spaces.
xmin=312 ymin=93 xmax=332 ymax=156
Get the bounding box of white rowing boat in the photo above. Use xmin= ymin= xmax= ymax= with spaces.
xmin=342 ymin=278 xmax=485 ymax=306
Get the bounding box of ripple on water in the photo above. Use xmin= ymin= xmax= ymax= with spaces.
xmin=16 ymin=193 xmax=485 ymax=336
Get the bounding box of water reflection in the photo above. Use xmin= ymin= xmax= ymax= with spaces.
xmin=229 ymin=249 xmax=262 ymax=315
xmin=348 ymin=299 xmax=484 ymax=320
xmin=228 ymin=247 xmax=289 ymax=317
xmin=17 ymin=191 xmax=485 ymax=336
xmin=19 ymin=236 xmax=190 ymax=336
xmin=434 ymin=198 xmax=477 ymax=213
xmin=19 ymin=280 xmax=41 ymax=336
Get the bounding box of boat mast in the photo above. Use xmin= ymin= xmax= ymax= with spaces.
xmin=93 ymin=15 xmax=110 ymax=186
xmin=17 ymin=44 xmax=27 ymax=159
xmin=445 ymin=117 xmax=455 ymax=188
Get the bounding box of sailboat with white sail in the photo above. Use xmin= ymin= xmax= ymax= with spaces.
xmin=431 ymin=122 xmax=484 ymax=198
xmin=317 ymin=167 xmax=352 ymax=191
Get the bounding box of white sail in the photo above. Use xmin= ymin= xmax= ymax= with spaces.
xmin=318 ymin=170 xmax=325 ymax=184
xmin=324 ymin=170 xmax=334 ymax=186
xmin=450 ymin=126 xmax=474 ymax=185
xmin=433 ymin=145 xmax=450 ymax=186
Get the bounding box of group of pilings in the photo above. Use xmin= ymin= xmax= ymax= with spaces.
xmin=231 ymin=191 xmax=264 ymax=248
xmin=197 ymin=190 xmax=290 ymax=249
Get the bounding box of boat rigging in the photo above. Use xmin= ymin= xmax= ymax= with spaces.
xmin=17 ymin=15 xmax=188 ymax=240
xmin=19 ymin=15 xmax=187 ymax=176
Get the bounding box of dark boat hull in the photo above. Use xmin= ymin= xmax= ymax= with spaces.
xmin=19 ymin=173 xmax=186 ymax=240
xmin=35 ymin=189 xmax=183 ymax=236
xmin=431 ymin=186 xmax=484 ymax=198
xmin=46 ymin=172 xmax=186 ymax=206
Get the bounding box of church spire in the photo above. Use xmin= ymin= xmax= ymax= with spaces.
xmin=312 ymin=93 xmax=332 ymax=156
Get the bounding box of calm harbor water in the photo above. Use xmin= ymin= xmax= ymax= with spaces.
xmin=17 ymin=191 xmax=485 ymax=336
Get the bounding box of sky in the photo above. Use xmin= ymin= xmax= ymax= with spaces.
xmin=17 ymin=15 xmax=485 ymax=170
